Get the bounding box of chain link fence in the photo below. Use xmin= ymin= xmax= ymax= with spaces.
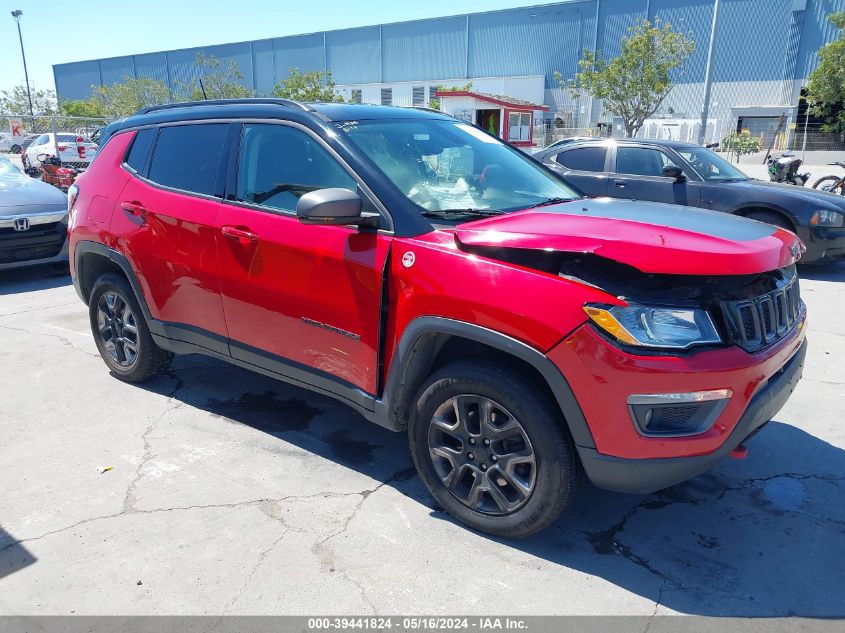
xmin=1 ymin=114 xmax=113 ymax=153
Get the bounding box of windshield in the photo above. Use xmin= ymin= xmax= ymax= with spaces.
xmin=0 ymin=155 xmax=27 ymax=183
xmin=676 ymin=146 xmax=748 ymax=181
xmin=337 ymin=119 xmax=579 ymax=216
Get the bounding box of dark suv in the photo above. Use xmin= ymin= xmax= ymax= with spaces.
xmin=533 ymin=138 xmax=845 ymax=264
xmin=69 ymin=100 xmax=807 ymax=537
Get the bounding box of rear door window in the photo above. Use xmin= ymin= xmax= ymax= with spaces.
xmin=124 ymin=129 xmax=156 ymax=175
xmin=148 ymin=124 xmax=228 ymax=197
xmin=554 ymin=146 xmax=607 ymax=172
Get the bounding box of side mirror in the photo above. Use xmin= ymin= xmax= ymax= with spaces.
xmin=663 ymin=165 xmax=686 ymax=181
xmin=296 ymin=188 xmax=376 ymax=227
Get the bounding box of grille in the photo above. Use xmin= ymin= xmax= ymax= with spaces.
xmin=0 ymin=222 xmax=66 ymax=264
xmin=60 ymin=161 xmax=89 ymax=170
xmin=721 ymin=276 xmax=802 ymax=352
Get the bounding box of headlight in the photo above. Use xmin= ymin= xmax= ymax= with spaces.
xmin=584 ymin=304 xmax=722 ymax=350
xmin=810 ymin=209 xmax=844 ymax=228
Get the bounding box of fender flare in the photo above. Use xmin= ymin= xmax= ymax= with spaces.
xmin=73 ymin=240 xmax=154 ymax=322
xmin=374 ymin=316 xmax=595 ymax=448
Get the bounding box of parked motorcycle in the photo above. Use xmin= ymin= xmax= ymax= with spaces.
xmin=26 ymin=153 xmax=79 ymax=193
xmin=811 ymin=161 xmax=845 ymax=195
xmin=765 ymin=151 xmax=810 ymax=186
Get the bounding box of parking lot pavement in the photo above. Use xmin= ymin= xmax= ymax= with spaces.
xmin=0 ymin=266 xmax=843 ymax=617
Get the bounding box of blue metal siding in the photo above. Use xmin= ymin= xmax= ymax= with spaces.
xmin=649 ymin=0 xmax=714 ymax=83
xmin=134 ymin=52 xmax=170 ymax=86
xmin=99 ymin=56 xmax=136 ymax=87
xmin=53 ymin=61 xmax=101 ymax=101
xmin=597 ymin=0 xmax=648 ymax=59
xmin=710 ymin=0 xmax=795 ymax=82
xmin=382 ymin=16 xmax=466 ymax=82
xmin=796 ymin=0 xmax=845 ymax=80
xmin=251 ymin=39 xmax=276 ymax=95
xmin=51 ymin=0 xmax=845 ymax=105
xmin=468 ymin=3 xmax=588 ymax=84
xmin=326 ymin=27 xmax=381 ymax=84
xmin=167 ymin=48 xmax=206 ymax=94
xmin=273 ymin=33 xmax=325 ymax=80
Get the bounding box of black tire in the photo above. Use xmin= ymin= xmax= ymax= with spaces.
xmin=10 ymin=144 xmax=21 ymax=154
xmin=88 ymin=273 xmax=172 ymax=383
xmin=812 ymin=176 xmax=844 ymax=194
xmin=745 ymin=210 xmax=794 ymax=233
xmin=408 ymin=359 xmax=583 ymax=538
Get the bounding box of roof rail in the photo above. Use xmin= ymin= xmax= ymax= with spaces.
xmin=135 ymin=98 xmax=313 ymax=116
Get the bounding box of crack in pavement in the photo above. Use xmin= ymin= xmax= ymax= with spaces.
xmin=643 ymin=580 xmax=667 ymax=632
xmin=124 ymin=372 xmax=186 ymax=512
xmin=585 ymin=471 xmax=845 ymax=589
xmin=223 ymin=525 xmax=292 ymax=614
xmin=0 ymin=300 xmax=79 ymax=317
xmin=0 ymin=490 xmax=383 ymax=554
xmin=0 ymin=323 xmax=98 ymax=358
xmin=310 ymin=466 xmax=417 ymax=615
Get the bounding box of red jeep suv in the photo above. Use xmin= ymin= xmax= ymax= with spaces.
xmin=69 ymin=100 xmax=807 ymax=537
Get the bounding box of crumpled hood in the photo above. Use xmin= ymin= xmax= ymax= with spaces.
xmin=0 ymin=169 xmax=68 ymax=215
xmin=455 ymin=198 xmax=803 ymax=275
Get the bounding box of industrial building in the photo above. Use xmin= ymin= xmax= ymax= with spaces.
xmin=53 ymin=0 xmax=845 ymax=145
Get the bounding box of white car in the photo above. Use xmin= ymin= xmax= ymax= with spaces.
xmin=0 ymin=132 xmax=13 ymax=153
xmin=22 ymin=132 xmax=98 ymax=171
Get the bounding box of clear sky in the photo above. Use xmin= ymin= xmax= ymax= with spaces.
xmin=1 ymin=0 xmax=551 ymax=95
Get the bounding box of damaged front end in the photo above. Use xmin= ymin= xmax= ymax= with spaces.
xmin=459 ymin=242 xmax=804 ymax=356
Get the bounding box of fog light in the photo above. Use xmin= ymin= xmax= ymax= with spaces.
xmin=627 ymin=389 xmax=732 ymax=437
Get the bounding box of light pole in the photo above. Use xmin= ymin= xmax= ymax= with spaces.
xmin=10 ymin=10 xmax=34 ymax=117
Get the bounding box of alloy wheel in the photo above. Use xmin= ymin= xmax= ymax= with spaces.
xmin=96 ymin=290 xmax=140 ymax=367
xmin=428 ymin=395 xmax=537 ymax=515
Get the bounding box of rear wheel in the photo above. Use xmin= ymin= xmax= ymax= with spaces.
xmin=89 ymin=273 xmax=172 ymax=382
xmin=812 ymin=176 xmax=844 ymax=195
xmin=408 ymin=359 xmax=583 ymax=538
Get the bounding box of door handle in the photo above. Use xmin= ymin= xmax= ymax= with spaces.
xmin=614 ymin=179 xmax=626 ymax=188
xmin=221 ymin=225 xmax=259 ymax=244
xmin=120 ymin=201 xmax=148 ymax=220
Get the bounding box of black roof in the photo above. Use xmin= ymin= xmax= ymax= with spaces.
xmin=100 ymin=99 xmax=452 ymax=145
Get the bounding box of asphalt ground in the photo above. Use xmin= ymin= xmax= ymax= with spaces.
xmin=0 ymin=262 xmax=843 ymax=616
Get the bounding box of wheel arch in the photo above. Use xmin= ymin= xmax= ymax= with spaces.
xmin=74 ymin=241 xmax=153 ymax=322
xmin=374 ymin=317 xmax=595 ymax=449
xmin=733 ymin=205 xmax=798 ymax=233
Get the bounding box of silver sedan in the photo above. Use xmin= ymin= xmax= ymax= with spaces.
xmin=0 ymin=154 xmax=69 ymax=271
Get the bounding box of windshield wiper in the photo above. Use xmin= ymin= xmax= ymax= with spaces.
xmin=420 ymin=208 xmax=506 ymax=220
xmin=525 ymin=197 xmax=573 ymax=209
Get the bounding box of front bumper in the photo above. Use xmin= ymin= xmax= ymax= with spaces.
xmin=801 ymin=226 xmax=845 ymax=264
xmin=0 ymin=212 xmax=69 ymax=271
xmin=577 ymin=340 xmax=806 ymax=493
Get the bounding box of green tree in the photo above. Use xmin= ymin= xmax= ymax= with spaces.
xmin=721 ymin=130 xmax=761 ymax=162
xmin=0 ymin=84 xmax=58 ymax=116
xmin=556 ymin=18 xmax=694 ymax=138
xmin=271 ymin=68 xmax=344 ymax=102
xmin=807 ymin=12 xmax=845 ymax=133
xmin=83 ymin=77 xmax=171 ymax=117
xmin=183 ymin=53 xmax=254 ymax=100
xmin=60 ymin=97 xmax=107 ymax=118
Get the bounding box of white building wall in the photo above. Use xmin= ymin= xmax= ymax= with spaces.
xmin=336 ymin=75 xmax=545 ymax=108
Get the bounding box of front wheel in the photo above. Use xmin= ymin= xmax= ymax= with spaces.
xmin=408 ymin=359 xmax=583 ymax=538
xmin=89 ymin=273 xmax=172 ymax=382
xmin=812 ymin=176 xmax=844 ymax=194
